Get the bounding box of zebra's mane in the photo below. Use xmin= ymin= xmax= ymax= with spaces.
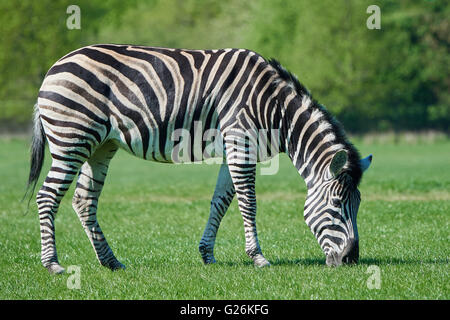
xmin=267 ymin=58 xmax=363 ymax=186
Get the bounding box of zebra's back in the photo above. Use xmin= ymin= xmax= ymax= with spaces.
xmin=37 ymin=44 xmax=267 ymax=162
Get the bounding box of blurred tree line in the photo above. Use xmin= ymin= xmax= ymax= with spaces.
xmin=0 ymin=0 xmax=448 ymax=133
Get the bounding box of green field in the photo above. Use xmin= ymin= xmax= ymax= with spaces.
xmin=0 ymin=138 xmax=448 ymax=299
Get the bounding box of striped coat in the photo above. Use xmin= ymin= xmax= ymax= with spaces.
xmin=27 ymin=44 xmax=372 ymax=273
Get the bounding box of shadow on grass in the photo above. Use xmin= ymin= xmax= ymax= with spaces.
xmin=215 ymin=260 xmax=255 ymax=267
xmin=270 ymin=257 xmax=324 ymax=266
xmin=216 ymin=257 xmax=448 ymax=267
xmin=358 ymin=257 xmax=449 ymax=266
xmin=273 ymin=257 xmax=449 ymax=266
xmin=214 ymin=258 xmax=324 ymax=267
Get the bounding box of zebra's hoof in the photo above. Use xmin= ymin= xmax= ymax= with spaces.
xmin=103 ymin=259 xmax=126 ymax=271
xmin=253 ymin=254 xmax=271 ymax=268
xmin=110 ymin=261 xmax=126 ymax=271
xmin=46 ymin=263 xmax=66 ymax=274
xmin=199 ymin=245 xmax=216 ymax=264
xmin=201 ymin=255 xmax=217 ymax=264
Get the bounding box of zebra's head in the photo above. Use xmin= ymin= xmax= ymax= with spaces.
xmin=304 ymin=150 xmax=372 ymax=266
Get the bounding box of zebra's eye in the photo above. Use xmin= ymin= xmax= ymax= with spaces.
xmin=331 ymin=199 xmax=341 ymax=207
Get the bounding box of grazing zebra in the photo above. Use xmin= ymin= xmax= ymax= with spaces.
xmin=26 ymin=44 xmax=372 ymax=274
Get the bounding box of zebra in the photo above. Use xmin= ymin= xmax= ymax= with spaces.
xmin=25 ymin=44 xmax=372 ymax=274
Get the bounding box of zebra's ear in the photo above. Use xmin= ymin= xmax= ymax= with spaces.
xmin=329 ymin=150 xmax=348 ymax=178
xmin=360 ymin=154 xmax=373 ymax=173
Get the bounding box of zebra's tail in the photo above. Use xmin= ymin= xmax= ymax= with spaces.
xmin=22 ymin=104 xmax=46 ymax=209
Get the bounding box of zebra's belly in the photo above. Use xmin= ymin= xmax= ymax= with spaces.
xmin=109 ymin=122 xmax=278 ymax=165
xmin=109 ymin=118 xmax=226 ymax=164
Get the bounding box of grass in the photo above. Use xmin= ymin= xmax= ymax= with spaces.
xmin=0 ymin=137 xmax=448 ymax=299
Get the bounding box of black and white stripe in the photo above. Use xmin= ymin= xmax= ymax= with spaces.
xmin=27 ymin=44 xmax=372 ymax=273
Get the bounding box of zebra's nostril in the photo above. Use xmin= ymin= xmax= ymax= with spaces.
xmin=326 ymin=252 xmax=341 ymax=267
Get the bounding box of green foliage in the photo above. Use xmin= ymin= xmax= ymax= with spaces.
xmin=244 ymin=0 xmax=449 ymax=132
xmin=0 ymin=0 xmax=448 ymax=132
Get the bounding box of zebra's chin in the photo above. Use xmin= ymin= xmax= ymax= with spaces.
xmin=325 ymin=238 xmax=359 ymax=267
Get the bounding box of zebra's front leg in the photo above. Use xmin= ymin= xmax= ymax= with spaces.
xmin=224 ymin=131 xmax=270 ymax=267
xmin=72 ymin=142 xmax=125 ymax=271
xmin=199 ymin=163 xmax=235 ymax=264
xmin=228 ymin=162 xmax=270 ymax=267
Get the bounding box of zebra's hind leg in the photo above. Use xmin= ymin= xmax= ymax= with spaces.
xmin=38 ymin=159 xmax=83 ymax=274
xmin=71 ymin=141 xmax=125 ymax=271
xmin=199 ymin=163 xmax=235 ymax=264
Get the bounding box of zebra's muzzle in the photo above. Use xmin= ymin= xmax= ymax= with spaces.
xmin=325 ymin=238 xmax=359 ymax=267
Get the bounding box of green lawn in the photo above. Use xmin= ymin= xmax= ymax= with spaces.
xmin=0 ymin=138 xmax=448 ymax=299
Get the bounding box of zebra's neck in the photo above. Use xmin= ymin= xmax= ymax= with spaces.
xmin=279 ymin=92 xmax=355 ymax=189
xmin=263 ymin=59 xmax=362 ymax=188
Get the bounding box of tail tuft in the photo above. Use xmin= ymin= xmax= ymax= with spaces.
xmin=23 ymin=104 xmax=46 ymax=209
